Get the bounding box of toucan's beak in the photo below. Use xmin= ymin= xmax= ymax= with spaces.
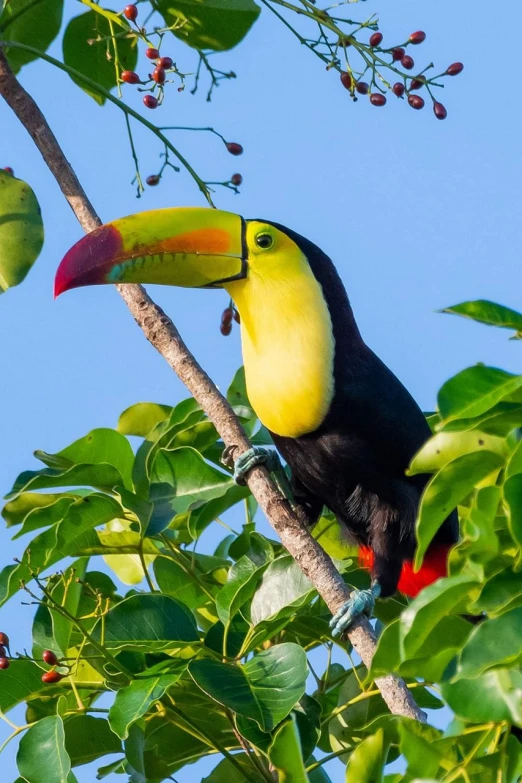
xmin=54 ymin=207 xmax=247 ymax=297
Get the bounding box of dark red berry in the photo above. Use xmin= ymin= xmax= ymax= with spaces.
xmin=146 ymin=175 xmax=160 ymax=186
xmin=121 ymin=70 xmax=140 ymax=84
xmin=231 ymin=173 xmax=242 ymax=186
xmin=220 ymin=323 xmax=232 ymax=336
xmin=409 ymin=31 xmax=426 ymax=44
xmin=433 ymin=101 xmax=447 ymax=120
xmin=392 ymin=82 xmax=405 ymax=97
xmin=123 ymin=4 xmax=138 ymax=21
xmin=233 ymin=309 xmax=240 ymax=324
xmin=340 ymin=71 xmax=352 ymax=90
xmin=221 ymin=307 xmax=233 ymax=327
xmin=446 ymin=62 xmax=464 ymax=76
xmin=338 ymin=37 xmax=351 ymax=47
xmin=145 ymin=48 xmax=160 ymax=60
xmin=408 ymin=94 xmax=425 ymax=110
xmin=0 ymin=658 xmax=10 ymax=670
xmin=159 ymin=56 xmax=173 ymax=69
xmin=42 ymin=650 xmax=59 ymax=666
xmin=152 ymin=67 xmax=165 ymax=84
xmin=410 ymin=78 xmax=425 ymax=90
xmin=401 ymin=55 xmax=414 ymax=70
xmin=226 ymin=142 xmax=243 ymax=156
xmin=42 ymin=670 xmax=63 ymax=684
xmin=355 ymin=81 xmax=369 ymax=95
xmin=0 ymin=633 xmax=9 ymax=647
xmin=143 ymin=94 xmax=158 ymax=109
xmin=392 ymin=47 xmax=405 ymax=61
xmin=369 ymin=93 xmax=386 ymax=107
xmin=0 ymin=646 xmax=5 ymax=657
xmin=369 ymin=32 xmax=383 ymax=47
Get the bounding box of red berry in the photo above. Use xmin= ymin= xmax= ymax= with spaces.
xmin=2 ymin=166 xmax=14 ymax=175
xmin=409 ymin=31 xmax=426 ymax=44
xmin=42 ymin=670 xmax=63 ymax=684
xmin=0 ymin=658 xmax=10 ymax=670
xmin=231 ymin=173 xmax=242 ymax=186
xmin=220 ymin=322 xmax=232 ymax=336
xmin=123 ymin=4 xmax=138 ymax=21
xmin=233 ymin=309 xmax=240 ymax=324
xmin=221 ymin=307 xmax=233 ymax=327
xmin=143 ymin=94 xmax=158 ymax=109
xmin=159 ymin=56 xmax=173 ymax=69
xmin=392 ymin=82 xmax=405 ymax=97
xmin=340 ymin=71 xmax=352 ymax=90
xmin=152 ymin=67 xmax=165 ymax=84
xmin=146 ymin=48 xmax=160 ymax=60
xmin=433 ymin=101 xmax=447 ymax=120
xmin=355 ymin=81 xmax=369 ymax=95
xmin=146 ymin=175 xmax=160 ymax=186
xmin=401 ymin=55 xmax=414 ymax=70
xmin=226 ymin=142 xmax=243 ymax=156
xmin=446 ymin=62 xmax=464 ymax=76
xmin=369 ymin=32 xmax=383 ymax=47
xmin=408 ymin=94 xmax=425 ymax=110
xmin=42 ymin=650 xmax=59 ymax=666
xmin=121 ymin=70 xmax=140 ymax=84
xmin=392 ymin=47 xmax=405 ymax=61
xmin=410 ymin=77 xmax=425 ymax=90
xmin=369 ymin=93 xmax=386 ymax=107
xmin=0 ymin=633 xmax=9 ymax=647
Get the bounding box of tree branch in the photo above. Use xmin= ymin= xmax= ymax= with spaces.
xmin=0 ymin=48 xmax=425 ymax=723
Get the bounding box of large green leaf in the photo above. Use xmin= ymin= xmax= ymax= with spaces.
xmin=151 ymin=447 xmax=234 ymax=513
xmin=441 ymin=669 xmax=522 ymax=725
xmin=118 ymin=402 xmax=173 ymax=437
xmin=268 ymin=716 xmax=308 ymax=783
xmin=62 ymin=10 xmax=138 ymax=105
xmin=189 ymin=643 xmax=307 ymax=731
xmin=64 ymin=715 xmax=121 ymax=767
xmin=202 ymin=754 xmax=265 ymax=782
xmin=437 ymin=366 xmax=522 ymax=425
xmin=0 ymin=170 xmax=44 ymax=291
xmin=216 ymin=535 xmax=272 ymax=626
xmin=456 ymin=608 xmax=522 ymax=679
xmin=504 ymin=473 xmax=522 ymax=558
xmin=0 ymin=659 xmax=46 ymax=712
xmin=250 ymin=555 xmax=314 ymax=625
xmin=157 ymin=0 xmax=260 ymax=53
xmin=398 ymin=722 xmax=444 ymax=780
xmin=440 ymin=300 xmax=522 ymax=339
xmin=409 ymin=430 xmax=508 ymax=474
xmin=0 ymin=0 xmax=63 ymax=73
xmin=17 ymin=716 xmax=71 ymax=783
xmin=345 ymin=729 xmax=385 ymax=783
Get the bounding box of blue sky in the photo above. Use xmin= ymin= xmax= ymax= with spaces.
xmin=1 ymin=0 xmax=521 ymax=780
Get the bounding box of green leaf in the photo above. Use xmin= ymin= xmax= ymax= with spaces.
xmin=440 ymin=300 xmax=522 ymax=339
xmin=456 ymin=608 xmax=522 ymax=678
xmin=187 ymin=484 xmax=250 ymax=540
xmin=250 ymin=555 xmax=313 ymax=625
xmin=415 ymin=451 xmax=503 ymax=568
xmin=0 ymin=659 xmax=47 ymax=712
xmin=62 ymin=10 xmax=138 ymax=105
xmin=0 ymin=0 xmax=63 ymax=73
xmin=151 ymin=447 xmax=234 ymax=513
xmin=216 ymin=539 xmax=271 ymax=626
xmin=441 ymin=669 xmax=522 ymax=725
xmin=153 ymin=557 xmax=210 ymax=609
xmin=345 ymin=729 xmax=385 ymax=783
xmin=190 ymin=643 xmax=307 ymax=731
xmin=313 ymin=514 xmax=359 ymax=560
xmin=438 ymin=366 xmax=522 ymax=425
xmin=408 ymin=430 xmax=508 ymax=475
xmin=64 ymin=716 xmax=121 ymax=766
xmin=0 ymin=170 xmax=44 ymax=291
xmin=202 ymin=754 xmax=266 ymax=783
xmin=459 ymin=485 xmax=501 ymax=563
xmin=109 ymin=661 xmax=187 ymax=739
xmin=17 ymin=716 xmax=71 ymax=783
xmin=93 ymin=593 xmax=199 ymax=651
xmin=398 ymin=722 xmax=444 ymax=779
xmin=268 ymin=716 xmax=308 ymax=783
xmin=118 ymin=402 xmax=173 ymax=437
xmin=157 ymin=0 xmax=260 ymax=52
xmin=474 ymin=569 xmax=522 ymax=614
xmin=504 ymin=473 xmax=522 ymax=558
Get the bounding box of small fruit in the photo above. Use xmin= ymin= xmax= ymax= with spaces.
xmin=340 ymin=71 xmax=352 ymax=90
xmin=433 ymin=101 xmax=447 ymax=120
xmin=446 ymin=62 xmax=464 ymax=76
xmin=392 ymin=82 xmax=405 ymax=97
xmin=121 ymin=70 xmax=140 ymax=84
xmin=146 ymin=175 xmax=160 ymax=186
xmin=370 ymin=93 xmax=386 ymax=107
xmin=42 ymin=650 xmax=59 ymax=666
xmin=123 ymin=4 xmax=138 ymax=21
xmin=145 ymin=47 xmax=160 ymax=60
xmin=369 ymin=32 xmax=383 ymax=47
xmin=0 ymin=658 xmax=10 ymax=670
xmin=392 ymin=47 xmax=405 ymax=61
xmin=410 ymin=77 xmax=425 ymax=90
xmin=152 ymin=67 xmax=165 ymax=84
xmin=159 ymin=56 xmax=173 ymax=69
xmin=143 ymin=94 xmax=158 ymax=109
xmin=338 ymin=37 xmax=351 ymax=47
xmin=220 ymin=323 xmax=232 ymax=336
xmin=221 ymin=307 xmax=233 ymax=327
xmin=409 ymin=30 xmax=426 ymax=44
xmin=233 ymin=309 xmax=240 ymax=324
xmin=408 ymin=94 xmax=425 ymax=110
xmin=42 ymin=670 xmax=63 ymax=684
xmin=231 ymin=173 xmax=242 ymax=186
xmin=226 ymin=142 xmax=243 ymax=156
xmin=355 ymin=81 xmax=369 ymax=95
xmin=401 ymin=55 xmax=414 ymax=70
xmin=0 ymin=646 xmax=5 ymax=657
xmin=0 ymin=633 xmax=9 ymax=647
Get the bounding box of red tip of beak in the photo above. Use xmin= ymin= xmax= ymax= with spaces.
xmin=54 ymin=224 xmax=124 ymax=298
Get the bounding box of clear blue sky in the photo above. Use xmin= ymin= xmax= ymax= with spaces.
xmin=1 ymin=0 xmax=521 ymax=780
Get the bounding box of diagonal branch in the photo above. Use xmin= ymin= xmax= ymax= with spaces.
xmin=0 ymin=47 xmax=425 ymax=723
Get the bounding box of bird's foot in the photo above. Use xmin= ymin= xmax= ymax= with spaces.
xmin=222 ymin=446 xmax=283 ymax=486
xmin=329 ymin=583 xmax=381 ymax=638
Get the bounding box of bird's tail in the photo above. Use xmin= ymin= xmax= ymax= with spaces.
xmin=358 ymin=543 xmax=451 ymax=598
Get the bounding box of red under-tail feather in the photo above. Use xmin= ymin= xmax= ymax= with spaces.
xmin=358 ymin=544 xmax=451 ymax=598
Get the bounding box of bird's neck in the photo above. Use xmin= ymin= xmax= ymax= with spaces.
xmin=226 ymin=268 xmax=336 ymax=438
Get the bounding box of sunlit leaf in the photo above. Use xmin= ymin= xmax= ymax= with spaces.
xmin=17 ymin=716 xmax=71 ymax=783
xmin=0 ymin=170 xmax=44 ymax=291
xmin=440 ymin=300 xmax=522 ymax=339
xmin=0 ymin=0 xmax=63 ymax=73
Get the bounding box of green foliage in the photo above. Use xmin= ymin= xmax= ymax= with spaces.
xmin=0 ymin=0 xmax=63 ymax=73
xmin=156 ymin=0 xmax=261 ymax=51
xmin=0 ymin=169 xmax=44 ymax=292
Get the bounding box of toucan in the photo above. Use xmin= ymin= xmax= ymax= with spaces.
xmin=55 ymin=207 xmax=458 ymax=635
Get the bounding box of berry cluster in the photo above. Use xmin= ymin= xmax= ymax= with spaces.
xmin=0 ymin=630 xmax=66 ymax=683
xmin=220 ymin=303 xmax=240 ymax=336
xmin=339 ymin=28 xmax=463 ymax=119
xmin=145 ymin=140 xmax=244 ymax=190
xmin=121 ymin=41 xmax=178 ymax=111
xmin=0 ymin=631 xmax=10 ymax=669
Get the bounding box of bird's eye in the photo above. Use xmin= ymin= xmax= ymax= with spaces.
xmin=255 ymin=233 xmax=273 ymax=250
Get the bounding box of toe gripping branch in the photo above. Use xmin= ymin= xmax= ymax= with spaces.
xmin=221 ymin=446 xmax=295 ymax=505
xmin=329 ymin=582 xmax=382 ymax=638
